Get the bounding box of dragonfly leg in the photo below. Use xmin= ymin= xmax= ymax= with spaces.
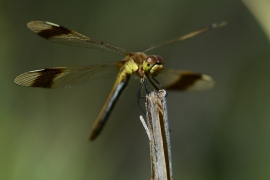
xmin=143 ymin=78 xmax=152 ymax=94
xmin=152 ymin=77 xmax=163 ymax=89
xmin=151 ymin=77 xmax=168 ymax=97
xmin=148 ymin=77 xmax=159 ymax=91
xmin=136 ymin=80 xmax=146 ymax=114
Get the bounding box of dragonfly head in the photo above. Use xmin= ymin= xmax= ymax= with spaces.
xmin=143 ymin=55 xmax=164 ymax=77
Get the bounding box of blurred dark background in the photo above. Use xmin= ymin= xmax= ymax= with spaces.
xmin=1 ymin=0 xmax=270 ymax=179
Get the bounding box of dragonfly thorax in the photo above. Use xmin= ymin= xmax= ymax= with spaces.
xmin=123 ymin=52 xmax=164 ymax=78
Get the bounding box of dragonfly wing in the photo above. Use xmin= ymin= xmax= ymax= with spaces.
xmin=27 ymin=21 xmax=128 ymax=56
xmin=142 ymin=21 xmax=227 ymax=52
xmin=157 ymin=69 xmax=215 ymax=91
xmin=14 ymin=62 xmax=119 ymax=88
xmin=89 ymin=68 xmax=131 ymax=140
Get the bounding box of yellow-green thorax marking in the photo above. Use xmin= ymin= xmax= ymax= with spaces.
xmin=121 ymin=52 xmax=164 ymax=79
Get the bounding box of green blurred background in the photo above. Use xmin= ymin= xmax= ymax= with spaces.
xmin=1 ymin=0 xmax=270 ymax=179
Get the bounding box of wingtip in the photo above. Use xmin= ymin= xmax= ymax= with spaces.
xmin=27 ymin=21 xmax=39 ymax=29
xmin=88 ymin=134 xmax=96 ymax=141
xmin=211 ymin=21 xmax=228 ymax=29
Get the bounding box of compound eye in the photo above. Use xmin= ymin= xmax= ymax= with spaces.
xmin=143 ymin=55 xmax=164 ymax=73
xmin=155 ymin=55 xmax=164 ymax=65
xmin=145 ymin=55 xmax=157 ymax=67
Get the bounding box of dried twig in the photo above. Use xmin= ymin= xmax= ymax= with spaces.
xmin=140 ymin=90 xmax=173 ymax=180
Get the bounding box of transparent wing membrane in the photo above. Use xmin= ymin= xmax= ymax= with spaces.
xmin=156 ymin=69 xmax=215 ymax=91
xmin=142 ymin=21 xmax=227 ymax=52
xmin=27 ymin=21 xmax=128 ymax=56
xmin=14 ymin=62 xmax=119 ymax=88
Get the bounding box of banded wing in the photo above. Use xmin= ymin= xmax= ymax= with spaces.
xmin=157 ymin=69 xmax=215 ymax=91
xmin=14 ymin=62 xmax=119 ymax=88
xmin=27 ymin=21 xmax=128 ymax=56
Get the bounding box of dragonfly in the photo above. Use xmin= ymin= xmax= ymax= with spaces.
xmin=14 ymin=20 xmax=227 ymax=141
